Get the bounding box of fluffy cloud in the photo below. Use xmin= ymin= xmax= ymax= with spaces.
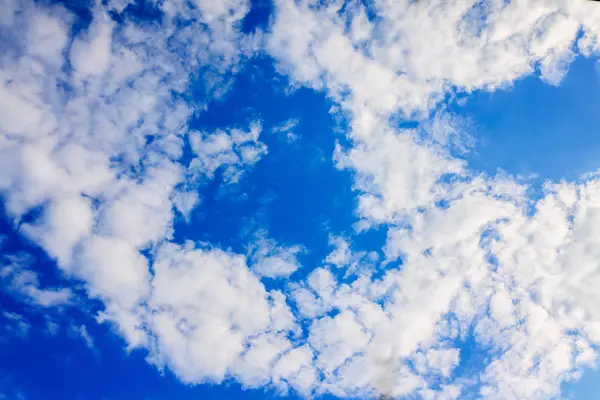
xmin=248 ymin=230 xmax=304 ymax=278
xmin=189 ymin=120 xmax=267 ymax=183
xmin=268 ymin=0 xmax=600 ymax=116
xmin=145 ymin=242 xmax=308 ymax=388
xmin=0 ymin=0 xmax=310 ymax=395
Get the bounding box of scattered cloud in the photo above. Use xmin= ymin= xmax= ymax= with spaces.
xmin=0 ymin=0 xmax=267 ymax=372
xmin=4 ymin=0 xmax=600 ymax=399
xmin=143 ymin=241 xmax=309 ymax=391
xmin=324 ymin=235 xmax=379 ymax=277
xmin=0 ymin=253 xmax=73 ymax=308
xmin=70 ymin=324 xmax=95 ymax=351
xmin=0 ymin=312 xmax=31 ymax=340
xmin=248 ymin=230 xmax=304 ymax=279
xmin=265 ymin=0 xmax=600 ymax=398
xmin=271 ymin=118 xmax=300 ymax=143
xmin=189 ymin=120 xmax=267 ymax=184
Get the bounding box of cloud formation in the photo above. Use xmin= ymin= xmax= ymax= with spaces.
xmin=265 ymin=0 xmax=600 ymax=398
xmin=3 ymin=0 xmax=600 ymax=399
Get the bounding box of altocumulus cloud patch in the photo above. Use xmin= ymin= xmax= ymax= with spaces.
xmin=4 ymin=0 xmax=600 ymax=399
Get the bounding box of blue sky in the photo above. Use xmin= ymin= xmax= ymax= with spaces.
xmin=461 ymin=56 xmax=600 ymax=182
xmin=3 ymin=0 xmax=600 ymax=399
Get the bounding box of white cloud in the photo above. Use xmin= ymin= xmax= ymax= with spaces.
xmin=280 ymin=170 xmax=600 ymax=399
xmin=334 ymin=126 xmax=464 ymax=226
xmin=70 ymin=12 xmax=114 ymax=78
xmin=76 ymin=235 xmax=150 ymax=309
xmin=268 ymin=0 xmax=600 ymax=117
xmin=324 ymin=235 xmax=353 ymax=268
xmin=0 ymin=0 xmax=290 ymax=390
xmin=271 ymin=118 xmax=300 ymax=143
xmin=189 ymin=120 xmax=267 ymax=183
xmin=0 ymin=253 xmax=73 ymax=308
xmin=248 ymin=230 xmax=304 ymax=278
xmin=144 ymin=242 xmax=306 ymax=388
xmin=324 ymin=235 xmax=379 ymax=277
xmin=172 ymin=190 xmax=200 ymax=222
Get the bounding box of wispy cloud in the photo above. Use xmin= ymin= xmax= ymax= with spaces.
xmin=1 ymin=312 xmax=31 ymax=340
xmin=0 ymin=253 xmax=73 ymax=308
xmin=271 ymin=118 xmax=300 ymax=143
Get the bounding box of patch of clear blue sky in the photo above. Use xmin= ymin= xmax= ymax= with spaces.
xmin=176 ymin=56 xmax=388 ymax=282
xmin=563 ymin=365 xmax=600 ymax=400
xmin=455 ymin=56 xmax=600 ymax=182
xmin=3 ymin=0 xmax=600 ymax=398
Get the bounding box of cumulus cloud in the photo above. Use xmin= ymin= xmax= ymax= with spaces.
xmin=5 ymin=0 xmax=600 ymax=399
xmin=189 ymin=120 xmax=267 ymax=183
xmin=248 ymin=230 xmax=304 ymax=278
xmin=143 ymin=241 xmax=314 ymax=392
xmin=268 ymin=0 xmax=600 ymax=116
xmin=323 ymin=235 xmax=379 ymax=278
xmin=324 ymin=235 xmax=353 ymax=269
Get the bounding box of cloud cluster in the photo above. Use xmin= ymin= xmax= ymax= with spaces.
xmin=0 ymin=0 xmax=289 ymax=384
xmin=263 ymin=0 xmax=600 ymax=398
xmin=0 ymin=0 xmax=312 ymax=396
xmin=4 ymin=0 xmax=600 ymax=399
xmin=189 ymin=120 xmax=267 ymax=184
xmin=145 ymin=242 xmax=314 ymax=392
xmin=269 ymin=0 xmax=600 ymax=116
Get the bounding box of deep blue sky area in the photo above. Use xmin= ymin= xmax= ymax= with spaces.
xmin=4 ymin=0 xmax=600 ymax=399
xmin=182 ymin=59 xmax=358 ymax=256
